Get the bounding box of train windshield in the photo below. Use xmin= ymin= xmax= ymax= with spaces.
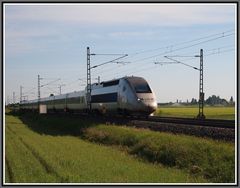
xmin=127 ymin=77 xmax=152 ymax=93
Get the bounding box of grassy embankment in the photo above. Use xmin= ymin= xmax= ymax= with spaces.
xmin=5 ymin=112 xmax=235 ymax=183
xmin=83 ymin=125 xmax=235 ymax=183
xmin=5 ymin=114 xmax=207 ymax=183
xmin=155 ymin=106 xmax=235 ymax=120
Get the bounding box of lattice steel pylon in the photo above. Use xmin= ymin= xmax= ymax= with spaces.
xmin=197 ymin=49 xmax=205 ymax=119
xmin=19 ymin=86 xmax=23 ymax=110
xmin=37 ymin=75 xmax=44 ymax=112
xmin=86 ymin=47 xmax=92 ymax=112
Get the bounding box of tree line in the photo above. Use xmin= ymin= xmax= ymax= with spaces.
xmin=190 ymin=95 xmax=234 ymax=106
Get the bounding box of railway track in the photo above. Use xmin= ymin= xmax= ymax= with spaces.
xmin=128 ymin=120 xmax=235 ymax=142
xmin=72 ymin=114 xmax=235 ymax=142
xmin=141 ymin=116 xmax=235 ymax=129
xmin=93 ymin=115 xmax=236 ymax=142
xmin=18 ymin=111 xmax=236 ymax=142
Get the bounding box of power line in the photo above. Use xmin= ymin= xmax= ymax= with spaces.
xmin=205 ymin=48 xmax=235 ymax=57
xmin=90 ymin=53 xmax=127 ymax=56
xmin=90 ymin=32 xmax=234 ymax=80
xmin=23 ymin=87 xmax=36 ymax=95
xmin=101 ymin=46 xmax=234 ymax=82
xmin=123 ymin=29 xmax=234 ymax=58
xmin=85 ymin=30 xmax=234 ymax=81
xmin=164 ymin=45 xmax=235 ymax=63
xmin=131 ymin=33 xmax=234 ymax=64
xmin=46 ymin=87 xmax=58 ymax=94
xmin=100 ymin=45 xmax=229 ymax=81
xmin=163 ymin=56 xmax=199 ymax=70
xmin=48 ymin=29 xmax=235 ymax=93
xmin=205 ymin=44 xmax=234 ymax=51
xmin=76 ymin=29 xmax=235 ymax=83
xmin=41 ymin=78 xmax=61 ymax=87
xmin=91 ymin=54 xmax=128 ymax=69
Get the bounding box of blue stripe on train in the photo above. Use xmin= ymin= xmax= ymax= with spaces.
xmin=91 ymin=92 xmax=118 ymax=103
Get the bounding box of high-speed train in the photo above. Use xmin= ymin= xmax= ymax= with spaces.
xmin=20 ymin=76 xmax=157 ymax=116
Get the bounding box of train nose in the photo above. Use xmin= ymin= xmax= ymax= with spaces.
xmin=147 ymin=102 xmax=157 ymax=113
xmin=137 ymin=97 xmax=157 ymax=113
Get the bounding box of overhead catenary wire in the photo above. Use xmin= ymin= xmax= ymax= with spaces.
xmin=163 ymin=56 xmax=199 ymax=70
xmin=75 ymin=29 xmax=234 ymax=82
xmin=163 ymin=45 xmax=234 ymax=59
xmin=205 ymin=48 xmax=235 ymax=57
xmin=91 ymin=32 xmax=234 ymax=79
xmin=90 ymin=47 xmax=235 ymax=83
xmin=111 ymin=47 xmax=235 ymax=79
xmin=22 ymin=87 xmax=36 ymax=95
xmin=121 ymin=29 xmax=234 ymax=59
xmin=91 ymin=54 xmax=128 ymax=69
xmin=41 ymin=78 xmax=61 ymax=87
xmin=45 ymin=87 xmax=58 ymax=94
xmin=49 ymin=29 xmax=235 ymax=91
xmin=90 ymin=53 xmax=127 ymax=56
xmin=94 ymin=47 xmax=235 ymax=83
xmin=130 ymin=32 xmax=234 ymax=64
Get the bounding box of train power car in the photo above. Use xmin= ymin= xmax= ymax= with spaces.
xmin=20 ymin=76 xmax=157 ymax=116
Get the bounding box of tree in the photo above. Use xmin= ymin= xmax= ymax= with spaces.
xmin=191 ymin=98 xmax=197 ymax=104
xmin=205 ymin=95 xmax=228 ymax=106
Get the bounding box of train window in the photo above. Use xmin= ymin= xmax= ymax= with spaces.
xmin=127 ymin=77 xmax=152 ymax=93
xmin=134 ymin=84 xmax=151 ymax=93
xmin=91 ymin=93 xmax=118 ymax=103
xmin=68 ymin=97 xmax=79 ymax=104
xmin=103 ymin=80 xmax=119 ymax=87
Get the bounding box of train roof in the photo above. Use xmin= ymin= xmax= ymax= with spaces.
xmin=91 ymin=76 xmax=145 ymax=89
xmin=21 ymin=90 xmax=85 ymax=104
xmin=125 ymin=76 xmax=148 ymax=84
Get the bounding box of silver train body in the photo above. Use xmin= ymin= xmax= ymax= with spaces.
xmin=20 ymin=76 xmax=157 ymax=116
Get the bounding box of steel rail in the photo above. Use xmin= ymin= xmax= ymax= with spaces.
xmin=141 ymin=116 xmax=235 ymax=129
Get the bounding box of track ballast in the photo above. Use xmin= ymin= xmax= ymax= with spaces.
xmin=141 ymin=116 xmax=235 ymax=129
xmin=98 ymin=115 xmax=235 ymax=142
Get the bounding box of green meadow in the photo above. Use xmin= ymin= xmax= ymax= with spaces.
xmin=155 ymin=106 xmax=235 ymax=120
xmin=5 ymin=112 xmax=235 ymax=183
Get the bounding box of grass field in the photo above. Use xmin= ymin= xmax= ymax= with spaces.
xmin=155 ymin=106 xmax=235 ymax=120
xmin=4 ymin=112 xmax=235 ymax=183
xmin=5 ymin=114 xmax=206 ymax=183
xmin=83 ymin=125 xmax=235 ymax=183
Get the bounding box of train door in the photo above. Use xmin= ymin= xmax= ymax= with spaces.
xmin=118 ymin=80 xmax=128 ymax=111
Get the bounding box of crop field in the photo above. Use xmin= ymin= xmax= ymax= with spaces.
xmin=155 ymin=106 xmax=235 ymax=120
xmin=4 ymin=112 xmax=235 ymax=183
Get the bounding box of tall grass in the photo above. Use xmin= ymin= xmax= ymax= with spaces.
xmin=83 ymin=125 xmax=235 ymax=183
xmin=5 ymin=115 xmax=205 ymax=183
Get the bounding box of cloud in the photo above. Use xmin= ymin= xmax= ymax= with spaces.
xmin=4 ymin=4 xmax=236 ymax=56
xmin=4 ymin=4 xmax=235 ymax=26
xmin=5 ymin=26 xmax=61 ymax=55
xmin=109 ymin=31 xmax=156 ymax=38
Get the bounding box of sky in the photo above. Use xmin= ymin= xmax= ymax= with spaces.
xmin=4 ymin=3 xmax=236 ymax=103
